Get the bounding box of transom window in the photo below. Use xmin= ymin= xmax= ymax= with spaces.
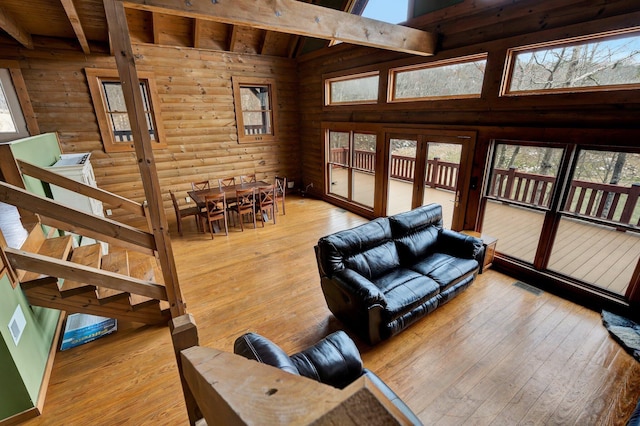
xmin=232 ymin=77 xmax=277 ymax=143
xmin=86 ymin=68 xmax=166 ymax=153
xmin=325 ymin=72 xmax=380 ymax=105
xmin=503 ymin=28 xmax=640 ymax=95
xmin=388 ymin=54 xmax=487 ymax=102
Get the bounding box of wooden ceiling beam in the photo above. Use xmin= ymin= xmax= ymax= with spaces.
xmin=122 ymin=0 xmax=437 ymax=56
xmin=60 ymin=0 xmax=91 ymax=54
xmin=0 ymin=5 xmax=33 ymax=49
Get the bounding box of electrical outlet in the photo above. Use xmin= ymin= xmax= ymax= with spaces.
xmin=106 ymin=209 xmax=113 ymax=216
xmin=185 ymin=196 xmax=191 ymax=203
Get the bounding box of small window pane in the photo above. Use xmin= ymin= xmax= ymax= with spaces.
xmin=102 ymin=80 xmax=155 ymax=141
xmin=242 ymin=112 xmax=272 ymax=135
xmin=329 ymin=131 xmax=350 ymax=167
xmin=391 ymin=58 xmax=486 ymax=101
xmin=0 ymin=80 xmax=17 ymax=132
xmin=507 ymin=31 xmax=640 ymax=94
xmin=328 ymin=74 xmax=379 ymax=104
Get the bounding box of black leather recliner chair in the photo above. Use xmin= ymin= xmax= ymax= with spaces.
xmin=234 ymin=330 xmax=422 ymax=425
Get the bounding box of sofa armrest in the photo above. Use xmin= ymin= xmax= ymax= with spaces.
xmin=290 ymin=330 xmax=364 ymax=389
xmin=362 ymin=369 xmax=423 ymax=425
xmin=438 ymin=229 xmax=483 ymax=260
xmin=332 ymin=269 xmax=387 ymax=307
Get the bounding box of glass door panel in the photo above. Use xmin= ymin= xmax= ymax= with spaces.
xmin=328 ymin=131 xmax=350 ymax=199
xmin=482 ymin=143 xmax=564 ymax=264
xmin=352 ymin=133 xmax=376 ymax=208
xmin=423 ymin=142 xmax=462 ymax=229
xmin=387 ymin=137 xmax=417 ymax=215
xmin=548 ymin=150 xmax=640 ymax=295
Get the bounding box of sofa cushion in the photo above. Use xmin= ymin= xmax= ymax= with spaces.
xmin=233 ymin=332 xmax=299 ymax=375
xmin=316 ymin=217 xmax=396 ymax=279
xmin=372 ymin=269 xmax=440 ymax=319
xmin=389 ymin=204 xmax=443 ymax=263
xmin=411 ymin=253 xmax=479 ymax=291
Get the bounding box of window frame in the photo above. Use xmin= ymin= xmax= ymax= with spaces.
xmin=0 ymin=60 xmax=38 ymax=142
xmin=231 ymin=76 xmax=278 ymax=144
xmin=387 ymin=53 xmax=488 ymax=103
xmin=501 ymin=27 xmax=640 ymax=97
xmin=324 ymin=71 xmax=380 ymax=106
xmin=85 ymin=68 xmax=166 ymax=153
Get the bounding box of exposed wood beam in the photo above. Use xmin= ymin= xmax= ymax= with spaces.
xmin=60 ymin=0 xmax=91 ymax=54
xmin=0 ymin=5 xmax=33 ymax=49
xmin=123 ymin=0 xmax=437 ymax=56
xmin=193 ymin=17 xmax=202 ymax=48
xmin=228 ymin=24 xmax=238 ymax=52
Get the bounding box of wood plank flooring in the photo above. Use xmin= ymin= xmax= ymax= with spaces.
xmin=18 ymin=196 xmax=640 ymax=425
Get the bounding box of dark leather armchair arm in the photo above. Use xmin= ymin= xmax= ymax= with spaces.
xmin=330 ymin=269 xmax=387 ymax=307
xmin=438 ymin=229 xmax=483 ymax=260
xmin=290 ymin=330 xmax=363 ymax=389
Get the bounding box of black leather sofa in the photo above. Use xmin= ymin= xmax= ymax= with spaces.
xmin=234 ymin=330 xmax=422 ymax=425
xmin=315 ymin=204 xmax=483 ymax=344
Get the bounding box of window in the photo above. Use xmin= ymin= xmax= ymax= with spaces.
xmin=232 ymin=77 xmax=277 ymax=143
xmin=503 ymin=28 xmax=640 ymax=95
xmin=0 ymin=68 xmax=30 ymax=142
xmin=325 ymin=72 xmax=379 ymax=105
xmin=326 ymin=129 xmax=377 ymax=209
xmin=86 ymin=68 xmax=166 ymax=153
xmin=389 ymin=54 xmax=487 ymax=102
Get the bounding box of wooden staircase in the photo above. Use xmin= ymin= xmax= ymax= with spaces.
xmin=10 ymin=222 xmax=170 ymax=325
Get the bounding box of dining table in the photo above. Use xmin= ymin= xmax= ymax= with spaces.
xmin=187 ymin=181 xmax=272 ymax=231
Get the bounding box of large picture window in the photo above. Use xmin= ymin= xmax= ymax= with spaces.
xmin=503 ymin=28 xmax=640 ymax=95
xmin=86 ymin=68 xmax=166 ymax=153
xmin=388 ymin=54 xmax=487 ymax=102
xmin=232 ymin=77 xmax=277 ymax=143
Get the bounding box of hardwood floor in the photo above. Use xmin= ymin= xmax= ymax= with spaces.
xmin=18 ymin=196 xmax=640 ymax=425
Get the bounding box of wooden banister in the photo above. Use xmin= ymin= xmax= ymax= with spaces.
xmin=17 ymin=159 xmax=146 ymax=216
xmin=0 ymin=182 xmax=156 ymax=253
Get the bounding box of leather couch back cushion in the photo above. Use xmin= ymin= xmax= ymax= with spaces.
xmin=390 ymin=204 xmax=443 ymax=262
xmin=317 ymin=217 xmax=394 ymax=276
xmin=345 ymin=240 xmax=400 ymax=280
xmin=234 ymin=333 xmax=300 ymax=375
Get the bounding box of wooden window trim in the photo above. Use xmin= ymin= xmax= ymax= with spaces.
xmin=324 ymin=71 xmax=380 ymax=106
xmin=0 ymin=60 xmax=39 ymax=136
xmin=388 ymin=53 xmax=487 ymax=103
xmin=501 ymin=27 xmax=640 ymax=97
xmin=232 ymin=77 xmax=278 ymax=144
xmin=85 ymin=68 xmax=166 ymax=153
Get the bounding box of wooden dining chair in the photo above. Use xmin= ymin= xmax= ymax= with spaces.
xmin=240 ymin=174 xmax=256 ymax=184
xmin=274 ymin=176 xmax=287 ymax=215
xmin=170 ymin=190 xmax=201 ymax=236
xmin=228 ymin=188 xmax=256 ymax=231
xmin=218 ymin=177 xmax=236 ymax=190
xmin=199 ymin=193 xmax=228 ymax=239
xmin=191 ymin=180 xmax=210 ymax=191
xmin=257 ymin=185 xmax=276 ymax=226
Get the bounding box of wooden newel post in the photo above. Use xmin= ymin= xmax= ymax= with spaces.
xmin=171 ymin=314 xmax=202 ymax=425
xmin=620 ymin=183 xmax=640 ymax=226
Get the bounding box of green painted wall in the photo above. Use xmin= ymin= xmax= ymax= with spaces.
xmin=0 ymin=274 xmax=60 ymax=419
xmin=0 ymin=133 xmax=62 ymax=421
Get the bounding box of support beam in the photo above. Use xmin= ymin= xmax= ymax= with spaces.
xmin=60 ymin=0 xmax=91 ymax=54
xmin=123 ymin=0 xmax=437 ymax=56
xmin=103 ymin=0 xmax=186 ymax=317
xmin=0 ymin=6 xmax=33 ymax=49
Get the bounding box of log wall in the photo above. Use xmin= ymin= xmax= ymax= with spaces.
xmin=0 ymin=37 xmax=300 ymax=227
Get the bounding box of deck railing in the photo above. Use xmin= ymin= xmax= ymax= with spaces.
xmin=330 ymin=148 xmax=459 ymax=191
xmin=489 ymin=166 xmax=640 ymax=227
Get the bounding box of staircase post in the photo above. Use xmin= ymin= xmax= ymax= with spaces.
xmin=170 ymin=314 xmax=202 ymax=425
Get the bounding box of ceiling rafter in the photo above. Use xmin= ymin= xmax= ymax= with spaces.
xmin=60 ymin=0 xmax=91 ymax=54
xmin=122 ymin=0 xmax=437 ymax=56
xmin=0 ymin=5 xmax=33 ymax=49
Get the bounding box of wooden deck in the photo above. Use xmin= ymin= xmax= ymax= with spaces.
xmin=482 ymin=200 xmax=639 ymax=296
xmin=13 ymin=195 xmax=640 ymax=425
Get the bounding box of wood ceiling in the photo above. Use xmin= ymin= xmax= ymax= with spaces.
xmin=0 ymin=0 xmax=434 ymax=58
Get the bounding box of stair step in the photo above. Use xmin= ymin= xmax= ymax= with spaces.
xmin=21 ymin=235 xmax=73 ymax=282
xmin=128 ymin=257 xmax=160 ymax=310
xmin=97 ymin=250 xmax=129 ymax=303
xmin=58 ymin=244 xmax=102 ymax=296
